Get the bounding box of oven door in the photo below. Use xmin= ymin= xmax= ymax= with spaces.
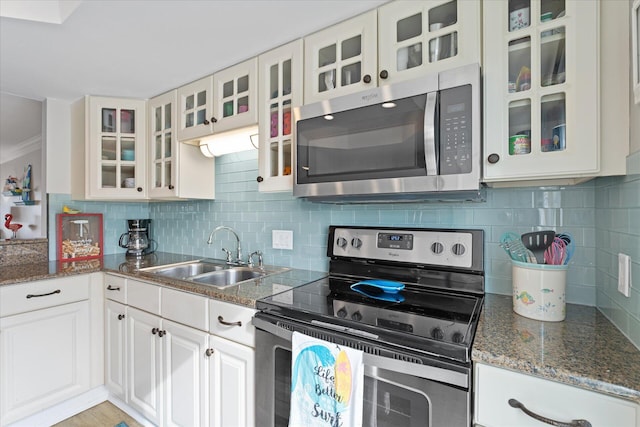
xmin=254 ymin=320 xmax=471 ymax=427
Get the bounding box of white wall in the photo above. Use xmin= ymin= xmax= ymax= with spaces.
xmin=45 ymin=98 xmax=71 ymax=194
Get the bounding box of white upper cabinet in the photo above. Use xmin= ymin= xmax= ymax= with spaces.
xmin=148 ymin=90 xmax=178 ymax=199
xmin=482 ymin=0 xmax=599 ymax=183
xmin=148 ymin=90 xmax=215 ymax=200
xmin=304 ymin=10 xmax=378 ymax=104
xmin=72 ymin=96 xmax=148 ymax=200
xmin=303 ymin=1 xmax=481 ymax=104
xmin=378 ymin=0 xmax=481 ymax=85
xmin=257 ymin=40 xmax=303 ymax=192
xmin=212 ymin=58 xmax=258 ymax=133
xmin=177 ymin=75 xmax=215 ymax=142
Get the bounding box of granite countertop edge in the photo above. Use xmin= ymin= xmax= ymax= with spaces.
xmin=473 ymin=294 xmax=640 ymax=405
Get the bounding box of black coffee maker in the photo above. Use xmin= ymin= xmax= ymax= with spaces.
xmin=119 ymin=219 xmax=156 ymax=257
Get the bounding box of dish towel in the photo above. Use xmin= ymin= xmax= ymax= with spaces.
xmin=290 ymin=332 xmax=364 ymax=427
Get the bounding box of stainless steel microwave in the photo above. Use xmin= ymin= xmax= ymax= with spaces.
xmin=294 ymin=63 xmax=483 ymax=202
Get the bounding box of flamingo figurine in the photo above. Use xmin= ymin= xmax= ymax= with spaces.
xmin=4 ymin=214 xmax=22 ymax=239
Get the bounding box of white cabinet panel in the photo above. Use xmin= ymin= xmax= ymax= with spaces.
xmin=105 ymin=300 xmax=127 ymax=401
xmin=208 ymin=334 xmax=255 ymax=427
xmin=127 ymin=307 xmax=163 ymax=425
xmin=0 ymin=274 xmax=89 ymax=317
xmin=163 ymin=319 xmax=210 ymax=427
xmin=475 ymin=363 xmax=640 ymax=427
xmin=0 ymin=301 xmax=91 ymax=426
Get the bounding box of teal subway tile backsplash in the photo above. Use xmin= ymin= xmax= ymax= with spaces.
xmin=594 ymin=171 xmax=640 ymax=349
xmin=47 ymin=149 xmax=638 ymax=348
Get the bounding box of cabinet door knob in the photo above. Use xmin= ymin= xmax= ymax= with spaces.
xmin=168 ymin=185 xmax=174 ymax=190
xmin=118 ymin=314 xmax=125 ymax=320
xmin=158 ymin=330 xmax=166 ymax=337
xmin=136 ymin=187 xmax=143 ymax=192
xmin=487 ymin=153 xmax=500 ymax=164
xmin=363 ymin=74 xmax=372 ymax=84
xmin=152 ymin=327 xmax=159 ymax=335
xmin=205 ymin=348 xmax=215 ymax=357
xmin=211 ymin=117 xmax=218 ymax=123
xmin=257 ymin=176 xmax=263 ymax=183
xmin=379 ymin=70 xmax=389 ymax=79
xmin=203 ymin=119 xmax=210 ymax=125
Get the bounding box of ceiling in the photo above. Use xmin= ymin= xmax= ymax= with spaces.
xmin=0 ymin=0 xmax=388 ymax=102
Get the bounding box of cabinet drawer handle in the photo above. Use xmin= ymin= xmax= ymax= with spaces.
xmin=107 ymin=285 xmax=120 ymax=291
xmin=118 ymin=314 xmax=125 ymax=320
xmin=508 ymin=399 xmax=592 ymax=427
xmin=217 ymin=315 xmax=242 ymax=327
xmin=26 ymin=289 xmax=61 ymax=299
xmin=205 ymin=348 xmax=215 ymax=357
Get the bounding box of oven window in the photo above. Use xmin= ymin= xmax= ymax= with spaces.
xmin=363 ymin=377 xmax=430 ymax=427
xmin=296 ymin=94 xmax=428 ymax=184
xmin=271 ymin=346 xmax=431 ymax=427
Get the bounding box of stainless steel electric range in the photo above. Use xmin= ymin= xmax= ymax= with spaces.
xmin=253 ymin=226 xmax=485 ymax=427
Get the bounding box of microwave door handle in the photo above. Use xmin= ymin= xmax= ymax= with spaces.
xmin=424 ymin=92 xmax=438 ymax=176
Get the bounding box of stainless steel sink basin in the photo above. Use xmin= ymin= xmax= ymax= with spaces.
xmin=139 ymin=260 xmax=288 ymax=289
xmin=189 ymin=267 xmax=268 ymax=288
xmin=139 ymin=261 xmax=225 ymax=280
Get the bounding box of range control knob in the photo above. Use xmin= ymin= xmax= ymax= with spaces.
xmin=336 ymin=237 xmax=348 ymax=248
xmin=431 ymin=327 xmax=445 ymax=340
xmin=452 ymin=243 xmax=466 ymax=256
xmin=351 ymin=311 xmax=363 ymax=322
xmin=336 ymin=307 xmax=348 ymax=318
xmin=431 ymin=242 xmax=444 ymax=254
xmin=452 ymin=332 xmax=465 ymax=343
xmin=351 ymin=238 xmax=362 ymax=249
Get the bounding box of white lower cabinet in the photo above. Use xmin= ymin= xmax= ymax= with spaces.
xmin=128 ymin=307 xmax=210 ymax=427
xmin=474 ymin=363 xmax=640 ymax=427
xmin=105 ymin=300 xmax=127 ymax=401
xmin=0 ymin=276 xmax=92 ymax=426
xmin=105 ymin=274 xmax=255 ymax=427
xmin=208 ymin=334 xmax=255 ymax=427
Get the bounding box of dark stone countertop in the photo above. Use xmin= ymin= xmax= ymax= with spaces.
xmin=473 ymin=294 xmax=640 ymax=404
xmin=0 ymin=252 xmax=327 ymax=309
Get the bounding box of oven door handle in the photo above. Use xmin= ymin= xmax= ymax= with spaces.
xmin=310 ymin=320 xmax=380 ymax=339
xmin=424 ymin=91 xmax=438 ymax=176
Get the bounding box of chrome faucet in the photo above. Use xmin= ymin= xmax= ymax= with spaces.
xmin=247 ymin=250 xmax=263 ymax=268
xmin=207 ymin=226 xmax=243 ymax=264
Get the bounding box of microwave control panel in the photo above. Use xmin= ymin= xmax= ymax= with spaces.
xmin=439 ymin=85 xmax=472 ymax=175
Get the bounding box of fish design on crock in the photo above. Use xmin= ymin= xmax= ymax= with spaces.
xmin=540 ymin=288 xmax=554 ymax=293
xmin=515 ymin=291 xmax=535 ymax=305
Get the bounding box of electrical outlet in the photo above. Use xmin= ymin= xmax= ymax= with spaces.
xmin=618 ymin=253 xmax=632 ymax=297
xmin=272 ymin=230 xmax=293 ymax=250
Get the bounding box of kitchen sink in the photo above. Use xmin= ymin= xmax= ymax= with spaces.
xmin=139 ymin=260 xmax=225 ymax=280
xmin=139 ymin=260 xmax=288 ymax=289
xmin=189 ymin=267 xmax=269 ymax=289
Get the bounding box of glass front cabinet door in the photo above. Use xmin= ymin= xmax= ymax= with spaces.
xmin=177 ymin=75 xmax=214 ymax=142
xmin=212 ymin=58 xmax=258 ymax=133
xmin=377 ymin=0 xmax=481 ymax=85
xmin=148 ymin=90 xmax=177 ymax=198
xmin=257 ymin=40 xmax=303 ymax=192
xmin=87 ymin=96 xmax=147 ymax=199
xmin=304 ymin=10 xmax=378 ymax=104
xmin=483 ymin=0 xmax=598 ymax=182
